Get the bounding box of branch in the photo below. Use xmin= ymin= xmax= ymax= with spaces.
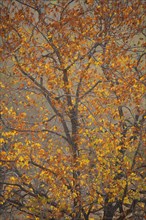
xmin=131 ymin=134 xmax=143 ymax=170
xmin=137 ymin=52 xmax=146 ymax=67
xmin=0 ymin=181 xmax=36 ymax=198
xmin=75 ymin=77 xmax=83 ymax=109
xmin=30 ymin=158 xmax=56 ymax=176
xmin=119 ymin=105 xmax=135 ymax=120
xmin=15 ymin=0 xmax=37 ymax=11
xmin=60 ymin=0 xmax=75 ymax=20
xmin=14 ymin=56 xmax=51 ymax=97
xmin=42 ymin=114 xmax=56 ymax=123
xmin=1 ymin=116 xmax=67 ymax=141
xmin=80 ymin=80 xmax=102 ymax=100
xmin=14 ymin=56 xmax=73 ymax=146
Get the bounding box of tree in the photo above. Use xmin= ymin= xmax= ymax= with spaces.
xmin=0 ymin=0 xmax=145 ymax=219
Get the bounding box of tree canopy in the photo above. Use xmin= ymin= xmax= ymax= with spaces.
xmin=0 ymin=0 xmax=145 ymax=219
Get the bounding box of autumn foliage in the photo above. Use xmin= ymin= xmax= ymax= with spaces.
xmin=0 ymin=0 xmax=146 ymax=219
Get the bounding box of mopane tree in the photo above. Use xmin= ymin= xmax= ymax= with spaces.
xmin=0 ymin=0 xmax=145 ymax=219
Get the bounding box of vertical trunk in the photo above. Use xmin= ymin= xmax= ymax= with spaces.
xmin=0 ymin=167 xmax=6 ymax=217
xmin=103 ymin=204 xmax=115 ymax=220
xmin=103 ymin=197 xmax=118 ymax=220
xmin=62 ymin=69 xmax=83 ymax=219
xmin=71 ymin=107 xmax=82 ymax=220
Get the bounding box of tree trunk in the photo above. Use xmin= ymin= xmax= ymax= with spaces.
xmin=103 ymin=197 xmax=118 ymax=220
xmin=103 ymin=204 xmax=115 ymax=220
